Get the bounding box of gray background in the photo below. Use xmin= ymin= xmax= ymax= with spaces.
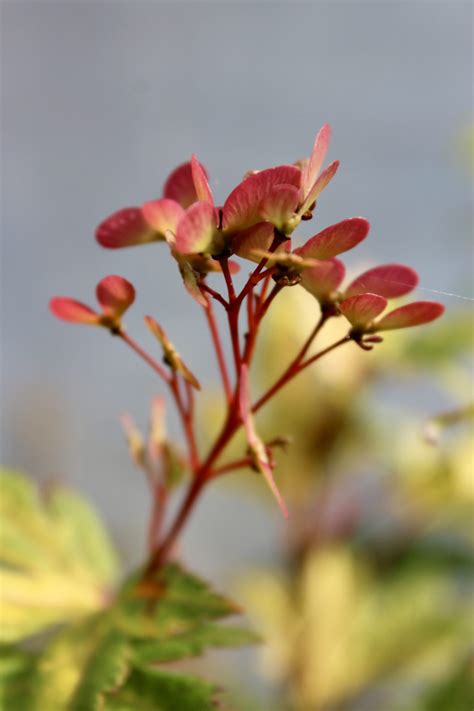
xmin=2 ymin=0 xmax=472 ymax=581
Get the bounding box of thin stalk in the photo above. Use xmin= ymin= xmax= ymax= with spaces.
xmin=202 ymin=297 xmax=232 ymax=402
xmin=220 ymin=257 xmax=241 ymax=372
xmin=199 ymin=282 xmax=228 ymax=308
xmin=145 ymin=475 xmax=206 ymax=574
xmin=258 ymin=272 xmax=272 ymax=306
xmin=184 ymin=379 xmax=195 ymax=418
xmin=119 ymin=329 xmax=199 ymax=472
xmin=250 ymin=313 xmax=327 ymax=412
xmin=253 ymin=336 xmax=351 ymax=413
xmin=242 ymin=283 xmax=284 ymax=365
xmin=146 ymin=407 xmax=240 ymax=573
xmin=257 ymin=283 xmax=283 ymax=321
xmin=298 ymin=336 xmax=351 ymax=371
xmin=237 ymin=258 xmax=268 ymax=304
xmin=147 ymin=484 xmax=167 ymax=552
xmin=220 ymin=257 xmax=237 ymax=301
xmin=145 ymin=336 xmax=351 ymax=574
xmin=170 ymin=374 xmax=199 ymax=472
xmin=246 ymin=287 xmax=255 ymax=332
xmin=210 ymin=457 xmax=253 ymax=477
xmin=118 ymin=330 xmax=170 ymax=383
xmin=236 ymin=229 xmax=281 ymax=305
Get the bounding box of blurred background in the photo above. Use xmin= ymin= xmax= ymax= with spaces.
xmin=2 ymin=2 xmax=473 ymax=709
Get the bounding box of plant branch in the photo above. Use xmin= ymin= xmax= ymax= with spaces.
xmin=298 ymin=335 xmax=351 ymax=371
xmin=250 ymin=312 xmax=329 ymax=412
xmin=258 ymin=272 xmax=272 ymax=307
xmin=118 ymin=330 xmax=170 ymax=383
xmin=145 ymin=335 xmax=351 ymax=573
xmin=210 ymin=457 xmax=253 ymax=477
xmin=147 ymin=483 xmax=168 ymax=552
xmin=257 ymin=283 xmax=284 ymax=321
xmin=170 ymin=374 xmax=199 ymax=472
xmin=237 ymin=258 xmax=268 ymax=305
xmin=220 ymin=256 xmax=237 ymax=302
xmin=202 ymin=296 xmax=232 ymax=402
xmin=145 ymin=407 xmax=240 ymax=574
xmin=199 ymin=282 xmax=228 ymax=308
xmin=253 ymin=335 xmax=351 ymax=413
xmin=119 ymin=330 xmax=200 ymax=472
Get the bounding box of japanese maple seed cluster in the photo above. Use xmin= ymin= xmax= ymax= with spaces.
xmin=50 ymin=125 xmax=444 ymax=573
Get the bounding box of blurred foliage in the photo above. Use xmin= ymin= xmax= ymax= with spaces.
xmin=228 ymin=285 xmax=474 ymax=711
xmin=0 ymin=472 xmax=257 ymax=710
xmin=0 ymin=470 xmax=118 ymax=642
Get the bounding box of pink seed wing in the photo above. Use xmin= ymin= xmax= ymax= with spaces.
xmin=96 ymin=275 xmax=136 ymax=317
xmin=191 ymin=154 xmax=214 ymax=205
xmin=373 ymin=301 xmax=445 ymax=331
xmin=299 ymin=160 xmax=339 ymax=214
xmin=232 ymin=222 xmax=276 ymax=262
xmin=163 ymin=161 xmax=207 ymax=208
xmin=49 ymin=297 xmax=100 ymax=324
xmin=142 ymin=198 xmax=185 ymax=237
xmin=340 ymin=293 xmax=388 ymax=328
xmin=301 ymin=123 xmax=332 ymax=199
xmin=300 ymin=258 xmax=346 ymax=300
xmin=259 ymin=184 xmax=300 ymax=232
xmin=345 ymin=264 xmax=419 ymax=299
xmin=222 ymin=165 xmax=302 ymax=232
xmin=298 ymin=217 xmax=370 ymax=260
xmin=96 ymin=207 xmax=159 ymax=249
xmin=175 ymin=201 xmax=217 ymax=255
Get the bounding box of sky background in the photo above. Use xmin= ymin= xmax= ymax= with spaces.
xmin=2 ymin=0 xmax=472 ymax=589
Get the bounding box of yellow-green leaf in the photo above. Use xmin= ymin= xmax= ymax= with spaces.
xmin=0 ymin=470 xmax=119 ymax=642
xmin=103 ymin=667 xmax=217 ymax=711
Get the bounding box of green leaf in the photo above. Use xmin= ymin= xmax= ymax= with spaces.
xmin=0 ymin=646 xmax=36 ymax=710
xmin=47 ymin=486 xmax=119 ymax=585
xmin=114 ymin=563 xmax=241 ymax=639
xmin=418 ymin=654 xmax=474 ymax=711
xmin=0 ymin=470 xmax=119 ymax=643
xmin=103 ymin=667 xmax=217 ymax=711
xmin=0 ymin=562 xmax=257 ymax=709
xmin=70 ymin=629 xmax=131 ymax=711
xmin=27 ymin=616 xmax=110 ymax=711
xmin=0 ymin=472 xmax=257 ymax=709
xmin=132 ymin=622 xmax=260 ymax=664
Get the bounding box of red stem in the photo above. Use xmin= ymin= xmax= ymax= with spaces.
xmin=237 ymin=258 xmax=268 ymax=305
xmin=246 ymin=288 xmax=255 ymax=332
xmin=145 ymin=407 xmax=240 ymax=573
xmin=141 ymin=238 xmax=348 ymax=576
xmin=241 ymin=283 xmax=284 ymax=366
xmin=298 ymin=336 xmax=351 ymax=370
xmin=257 ymin=283 xmax=283 ymax=321
xmin=144 ymin=335 xmax=351 ymax=575
xmin=220 ymin=257 xmax=241 ymax=372
xmin=258 ymin=273 xmax=272 ymax=307
xmin=170 ymin=374 xmax=199 ymax=472
xmin=210 ymin=456 xmax=253 ymax=477
xmin=119 ymin=330 xmax=170 ymax=383
xmin=253 ymin=336 xmax=351 ymax=413
xmin=202 ymin=296 xmax=232 ymax=402
xmin=147 ymin=484 xmax=167 ymax=552
xmin=220 ymin=256 xmax=236 ymax=301
xmin=119 ymin=329 xmax=199 ymax=473
xmin=199 ymin=282 xmax=228 ymax=308
xmin=249 ymin=312 xmax=327 ymax=412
